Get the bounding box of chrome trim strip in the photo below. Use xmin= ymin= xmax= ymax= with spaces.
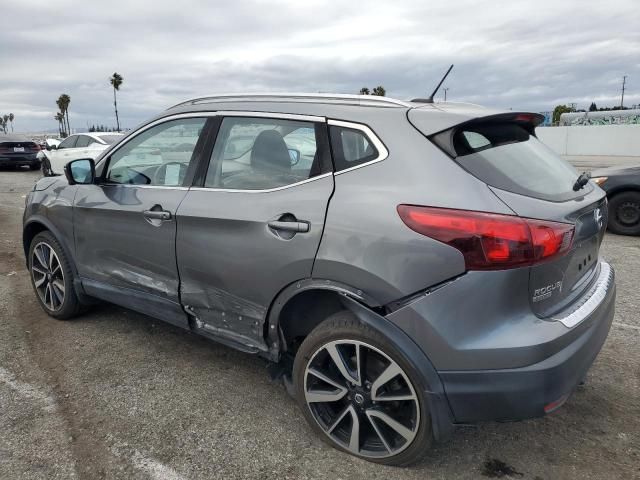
xmin=169 ymin=93 xmax=412 ymax=110
xmin=215 ymin=111 xmax=325 ymax=122
xmin=189 ymin=172 xmax=333 ymax=193
xmin=100 ymin=184 xmax=189 ymax=190
xmin=328 ymin=119 xmax=389 ymax=175
xmin=553 ymin=262 xmax=613 ymax=328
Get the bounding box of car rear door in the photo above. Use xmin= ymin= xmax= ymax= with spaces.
xmin=73 ymin=115 xmax=211 ymax=327
xmin=175 ymin=112 xmax=334 ymax=351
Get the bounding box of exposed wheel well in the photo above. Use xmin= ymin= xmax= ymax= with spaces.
xmin=23 ymin=222 xmax=48 ymax=260
xmin=278 ymin=289 xmax=348 ymax=355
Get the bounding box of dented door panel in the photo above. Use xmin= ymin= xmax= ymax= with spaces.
xmin=176 ymin=175 xmax=334 ymax=350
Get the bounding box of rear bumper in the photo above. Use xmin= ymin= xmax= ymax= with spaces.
xmin=439 ymin=263 xmax=616 ymax=422
xmin=0 ymin=154 xmax=39 ymax=166
xmin=387 ymin=261 xmax=616 ymax=424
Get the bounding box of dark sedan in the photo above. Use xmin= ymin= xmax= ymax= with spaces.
xmin=591 ymin=165 xmax=640 ymax=235
xmin=0 ymin=134 xmax=41 ymax=170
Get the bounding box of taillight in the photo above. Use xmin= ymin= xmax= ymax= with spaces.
xmin=397 ymin=205 xmax=574 ymax=270
xmin=0 ymin=146 xmax=11 ymax=154
xmin=30 ymin=143 xmax=41 ymax=151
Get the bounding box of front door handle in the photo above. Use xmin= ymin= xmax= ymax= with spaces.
xmin=267 ymin=220 xmax=309 ymax=233
xmin=143 ymin=209 xmax=171 ymax=221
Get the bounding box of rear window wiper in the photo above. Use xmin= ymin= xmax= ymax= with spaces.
xmin=573 ymin=172 xmax=591 ymax=191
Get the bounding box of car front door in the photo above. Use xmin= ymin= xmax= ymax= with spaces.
xmin=73 ymin=116 xmax=210 ymax=327
xmin=176 ymin=113 xmax=334 ymax=351
xmin=49 ymin=135 xmax=77 ymax=174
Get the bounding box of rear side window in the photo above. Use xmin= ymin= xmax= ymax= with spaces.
xmin=205 ymin=117 xmax=330 ymax=190
xmin=329 ymin=125 xmax=379 ymax=172
xmin=57 ymin=136 xmax=77 ymax=149
xmin=75 ymin=135 xmax=91 ymax=148
xmin=438 ymin=123 xmax=587 ymax=202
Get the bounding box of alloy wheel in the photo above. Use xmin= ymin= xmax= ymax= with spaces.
xmin=303 ymin=340 xmax=420 ymax=459
xmin=31 ymin=242 xmax=65 ymax=311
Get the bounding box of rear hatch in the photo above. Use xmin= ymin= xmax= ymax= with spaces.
xmin=425 ymin=112 xmax=607 ymax=317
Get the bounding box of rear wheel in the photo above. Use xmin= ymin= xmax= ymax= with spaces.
xmin=29 ymin=231 xmax=83 ymax=319
xmin=30 ymin=162 xmax=40 ymax=170
xmin=293 ymin=311 xmax=431 ymax=466
xmin=608 ymin=191 xmax=640 ymax=236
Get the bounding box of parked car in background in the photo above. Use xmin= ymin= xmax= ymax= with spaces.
xmin=40 ymin=132 xmax=124 ymax=176
xmin=0 ymin=134 xmax=41 ymax=170
xmin=23 ymin=93 xmax=616 ymax=465
xmin=591 ymin=165 xmax=640 ymax=235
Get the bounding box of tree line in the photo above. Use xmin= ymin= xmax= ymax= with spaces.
xmin=54 ymin=72 xmax=124 ymax=137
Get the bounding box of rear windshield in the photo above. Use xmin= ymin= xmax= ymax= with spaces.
xmin=447 ymin=123 xmax=589 ymax=202
xmin=97 ymin=134 xmax=122 ymax=145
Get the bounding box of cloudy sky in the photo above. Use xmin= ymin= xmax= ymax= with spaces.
xmin=1 ymin=0 xmax=639 ymax=132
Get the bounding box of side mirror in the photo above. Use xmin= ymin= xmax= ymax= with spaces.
xmin=288 ymin=148 xmax=300 ymax=166
xmin=48 ymin=144 xmax=57 ymax=151
xmin=64 ymin=158 xmax=95 ymax=185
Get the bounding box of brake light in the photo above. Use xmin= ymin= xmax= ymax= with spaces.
xmin=30 ymin=143 xmax=41 ymax=151
xmin=397 ymin=205 xmax=574 ymax=270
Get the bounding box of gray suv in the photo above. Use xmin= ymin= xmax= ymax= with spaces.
xmin=23 ymin=94 xmax=616 ymax=465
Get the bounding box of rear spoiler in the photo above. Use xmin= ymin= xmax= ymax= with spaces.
xmin=429 ymin=112 xmax=545 ymax=159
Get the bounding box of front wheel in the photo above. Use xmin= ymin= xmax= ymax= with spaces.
xmin=292 ymin=311 xmax=432 ymax=466
xmin=29 ymin=231 xmax=83 ymax=319
xmin=41 ymin=157 xmax=52 ymax=176
xmin=608 ymin=191 xmax=640 ymax=236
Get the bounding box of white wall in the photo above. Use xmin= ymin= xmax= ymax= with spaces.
xmin=536 ymin=125 xmax=640 ymax=157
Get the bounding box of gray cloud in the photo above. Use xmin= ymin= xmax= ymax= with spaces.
xmin=1 ymin=0 xmax=638 ymax=132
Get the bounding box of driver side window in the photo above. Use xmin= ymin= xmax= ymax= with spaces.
xmin=105 ymin=118 xmax=206 ymax=186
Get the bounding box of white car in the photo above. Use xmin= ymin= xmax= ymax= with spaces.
xmin=40 ymin=132 xmax=124 ymax=176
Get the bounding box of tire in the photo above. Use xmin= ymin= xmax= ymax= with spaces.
xmin=28 ymin=231 xmax=83 ymax=319
xmin=41 ymin=157 xmax=52 ymax=176
xmin=607 ymin=191 xmax=640 ymax=236
xmin=292 ymin=311 xmax=432 ymax=466
xmin=30 ymin=162 xmax=41 ymax=170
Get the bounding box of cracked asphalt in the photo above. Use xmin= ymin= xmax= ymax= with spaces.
xmin=1 ymin=168 xmax=638 ymax=479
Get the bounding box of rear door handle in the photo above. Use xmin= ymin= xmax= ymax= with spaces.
xmin=143 ymin=209 xmax=171 ymax=220
xmin=267 ymin=220 xmax=309 ymax=233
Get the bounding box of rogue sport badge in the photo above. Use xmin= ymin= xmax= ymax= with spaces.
xmin=594 ymin=208 xmax=603 ymax=229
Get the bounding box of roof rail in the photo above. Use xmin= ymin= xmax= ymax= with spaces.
xmin=168 ymin=93 xmax=413 ymax=110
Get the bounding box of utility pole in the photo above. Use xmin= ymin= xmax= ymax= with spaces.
xmin=443 ymin=87 xmax=449 ymax=101
xmin=620 ymin=75 xmax=627 ymax=108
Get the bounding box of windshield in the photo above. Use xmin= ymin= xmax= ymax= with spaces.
xmin=451 ymin=123 xmax=589 ymax=202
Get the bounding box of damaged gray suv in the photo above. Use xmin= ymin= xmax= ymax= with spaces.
xmin=23 ymin=93 xmax=616 ymax=465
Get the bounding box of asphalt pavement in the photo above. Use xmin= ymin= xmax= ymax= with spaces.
xmin=1 ymin=168 xmax=638 ymax=479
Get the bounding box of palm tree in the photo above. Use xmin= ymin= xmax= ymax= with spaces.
xmin=8 ymin=113 xmax=14 ymax=132
xmin=359 ymin=87 xmax=370 ymax=95
xmin=2 ymin=115 xmax=8 ymax=134
xmin=109 ymin=72 xmax=123 ymax=132
xmin=54 ymin=112 xmax=65 ymax=136
xmin=56 ymin=94 xmax=71 ymax=135
xmin=372 ymin=86 xmax=386 ymax=96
